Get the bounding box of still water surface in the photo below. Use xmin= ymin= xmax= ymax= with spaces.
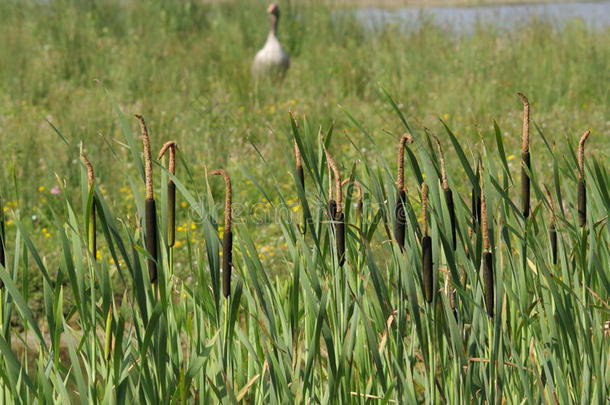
xmin=354 ymin=1 xmax=610 ymax=33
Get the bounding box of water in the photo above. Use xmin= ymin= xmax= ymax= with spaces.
xmin=354 ymin=1 xmax=610 ymax=34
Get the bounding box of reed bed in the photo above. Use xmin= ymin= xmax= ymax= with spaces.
xmin=0 ymin=92 xmax=607 ymax=404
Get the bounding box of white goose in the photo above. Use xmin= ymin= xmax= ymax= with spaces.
xmin=252 ymin=3 xmax=290 ymax=77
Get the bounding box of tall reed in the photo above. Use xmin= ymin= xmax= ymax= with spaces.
xmin=433 ymin=135 xmax=456 ymax=250
xmin=395 ymin=134 xmax=413 ymax=251
xmin=135 ymin=114 xmax=158 ymax=284
xmin=421 ymin=182 xmax=433 ymax=303
xmin=158 ymin=141 xmax=178 ymax=247
xmin=577 ymin=130 xmax=591 ymax=227
xmin=325 ymin=148 xmax=345 ymax=266
xmin=518 ymin=92 xmax=531 ymax=219
xmin=210 ymin=169 xmax=233 ymax=297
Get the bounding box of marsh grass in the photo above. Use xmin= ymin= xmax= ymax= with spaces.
xmin=0 ymin=0 xmax=608 ymax=403
xmin=0 ymin=89 xmax=607 ymax=403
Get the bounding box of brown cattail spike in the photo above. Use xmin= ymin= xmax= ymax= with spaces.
xmin=421 ymin=182 xmax=429 ymax=237
xmin=480 ymin=170 xmax=494 ymax=317
xmin=135 ymin=115 xmax=158 ymax=283
xmin=158 ymin=141 xmax=178 ymax=248
xmin=395 ymin=134 xmax=413 ymax=251
xmin=294 ymin=141 xmax=302 ymax=171
xmin=81 ymin=153 xmax=95 ymax=187
xmin=396 ymin=133 xmax=414 ymax=192
xmin=135 ymin=114 xmax=154 ymax=200
xmin=421 ymin=181 xmax=433 ymax=304
xmin=577 ymin=130 xmax=590 ymax=227
xmin=577 ymin=130 xmax=591 ymax=179
xmin=517 ymin=93 xmax=530 ymax=154
xmin=481 ymin=176 xmax=490 ymax=252
xmin=324 ymin=149 xmax=342 ymax=213
xmin=81 ymin=153 xmax=96 ymax=257
xmin=324 ymin=148 xmax=345 ymax=266
xmin=209 ymin=169 xmax=233 ymax=297
xmin=158 ymin=141 xmax=178 ymax=175
xmin=517 ymin=93 xmax=531 ymax=218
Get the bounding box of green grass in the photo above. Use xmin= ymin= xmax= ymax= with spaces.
xmin=0 ymin=0 xmax=609 ymax=403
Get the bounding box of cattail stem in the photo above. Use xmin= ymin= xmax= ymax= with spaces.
xmin=421 ymin=182 xmax=433 ymax=303
xmin=210 ymin=169 xmax=233 ymax=297
xmin=135 ymin=115 xmax=158 ymax=284
xmin=395 ymin=134 xmax=413 ymax=249
xmin=577 ymin=130 xmax=591 ymax=227
xmin=481 ymin=174 xmax=494 ymax=317
xmin=325 ymin=149 xmax=345 ymax=266
xmin=158 ymin=141 xmax=178 ymax=247
xmin=81 ymin=153 xmax=96 ymax=258
xmin=433 ymin=135 xmax=457 ymax=250
xmin=517 ymin=93 xmax=531 ymax=218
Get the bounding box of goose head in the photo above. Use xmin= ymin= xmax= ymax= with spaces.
xmin=267 ymin=3 xmax=280 ymax=17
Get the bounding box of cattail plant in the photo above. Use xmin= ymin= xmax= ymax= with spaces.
xmin=433 ymin=135 xmax=457 ymax=250
xmin=158 ymin=141 xmax=178 ymax=247
xmin=577 ymin=130 xmax=591 ymax=228
xmin=81 ymin=153 xmax=96 ymax=257
xmin=209 ymin=169 xmax=233 ymax=298
xmin=481 ymin=173 xmax=494 ymax=318
xmin=544 ymin=185 xmax=558 ymax=265
xmin=421 ymin=182 xmax=433 ymax=303
xmin=294 ymin=141 xmax=306 ymax=234
xmin=135 ymin=114 xmax=158 ymax=284
xmin=518 ymin=92 xmax=531 ymax=219
xmin=395 ymin=133 xmax=414 ymax=250
xmin=342 ymin=179 xmax=363 ymax=229
xmin=325 ymin=148 xmax=345 ymax=266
